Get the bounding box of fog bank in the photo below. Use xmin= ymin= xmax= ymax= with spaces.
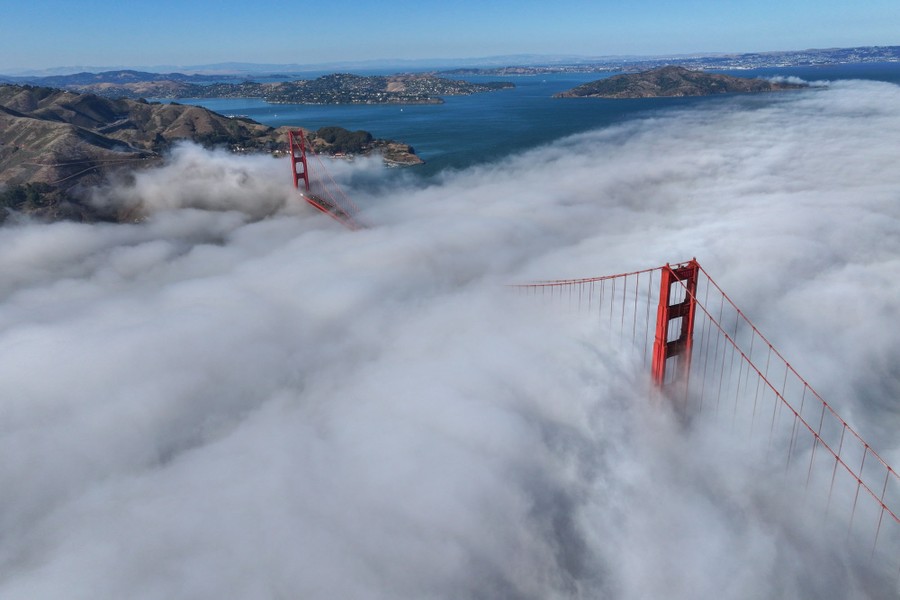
xmin=1 ymin=79 xmax=899 ymax=598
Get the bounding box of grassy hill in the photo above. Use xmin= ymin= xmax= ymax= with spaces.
xmin=0 ymin=84 xmax=288 ymax=222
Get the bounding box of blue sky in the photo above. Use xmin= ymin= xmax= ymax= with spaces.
xmin=2 ymin=0 xmax=899 ymax=71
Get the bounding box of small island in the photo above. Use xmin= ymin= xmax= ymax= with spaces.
xmin=554 ymin=66 xmax=808 ymax=99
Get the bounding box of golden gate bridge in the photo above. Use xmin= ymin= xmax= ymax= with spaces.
xmin=288 ymin=129 xmax=364 ymax=230
xmin=287 ymin=133 xmax=899 ymax=581
xmin=513 ymin=260 xmax=899 ymax=581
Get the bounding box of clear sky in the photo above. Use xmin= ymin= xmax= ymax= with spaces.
xmin=2 ymin=0 xmax=899 ymax=71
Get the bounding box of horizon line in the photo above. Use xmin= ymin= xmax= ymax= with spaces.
xmin=3 ymin=43 xmax=898 ymax=76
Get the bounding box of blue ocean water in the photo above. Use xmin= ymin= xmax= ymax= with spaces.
xmin=166 ymin=62 xmax=900 ymax=177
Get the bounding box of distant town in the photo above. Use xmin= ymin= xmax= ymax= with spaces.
xmin=440 ymin=45 xmax=900 ymax=75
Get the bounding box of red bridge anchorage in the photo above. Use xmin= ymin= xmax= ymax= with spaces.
xmin=513 ymin=259 xmax=899 ymax=576
xmin=288 ymin=129 xmax=364 ymax=230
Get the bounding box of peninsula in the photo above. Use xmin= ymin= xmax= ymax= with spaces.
xmin=554 ymin=66 xmax=808 ymax=99
xmin=6 ymin=72 xmax=515 ymax=105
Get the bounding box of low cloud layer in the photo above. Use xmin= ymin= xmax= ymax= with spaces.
xmin=1 ymin=79 xmax=899 ymax=598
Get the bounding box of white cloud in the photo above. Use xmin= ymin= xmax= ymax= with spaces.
xmin=1 ymin=79 xmax=899 ymax=598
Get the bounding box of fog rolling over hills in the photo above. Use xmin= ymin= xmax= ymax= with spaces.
xmin=0 ymin=85 xmax=283 ymax=220
xmin=1 ymin=79 xmax=899 ymax=598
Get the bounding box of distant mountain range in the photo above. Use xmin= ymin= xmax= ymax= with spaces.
xmin=3 ymin=45 xmax=898 ymax=78
xmin=0 ymin=70 xmax=235 ymax=87
xmin=1 ymin=56 xmax=625 ymax=78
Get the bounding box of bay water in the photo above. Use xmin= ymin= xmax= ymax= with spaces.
xmin=166 ymin=63 xmax=900 ymax=177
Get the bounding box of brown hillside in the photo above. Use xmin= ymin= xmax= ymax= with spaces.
xmin=0 ymin=85 xmax=285 ymax=221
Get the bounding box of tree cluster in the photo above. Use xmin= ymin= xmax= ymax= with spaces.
xmin=314 ymin=126 xmax=373 ymax=154
xmin=0 ymin=182 xmax=53 ymax=212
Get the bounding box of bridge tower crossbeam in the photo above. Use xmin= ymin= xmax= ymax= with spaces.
xmin=288 ymin=129 xmax=310 ymax=192
xmin=651 ymin=259 xmax=699 ymax=387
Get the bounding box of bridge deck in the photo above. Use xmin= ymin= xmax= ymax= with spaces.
xmin=302 ymin=192 xmax=363 ymax=230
